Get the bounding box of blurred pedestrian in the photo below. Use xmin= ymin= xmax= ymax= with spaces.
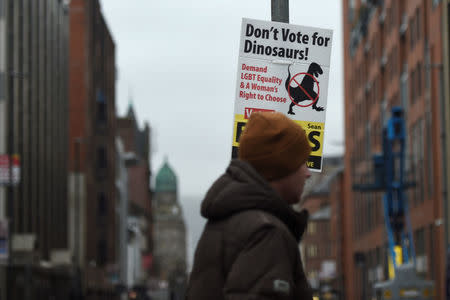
xmin=186 ymin=111 xmax=313 ymax=300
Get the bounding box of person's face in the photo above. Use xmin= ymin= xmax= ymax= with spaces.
xmin=283 ymin=163 xmax=312 ymax=205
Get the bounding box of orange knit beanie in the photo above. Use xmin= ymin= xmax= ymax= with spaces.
xmin=238 ymin=111 xmax=311 ymax=181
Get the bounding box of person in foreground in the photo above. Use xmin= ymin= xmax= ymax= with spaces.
xmin=186 ymin=111 xmax=313 ymax=300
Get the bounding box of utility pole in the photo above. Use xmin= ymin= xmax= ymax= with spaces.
xmin=271 ymin=0 xmax=289 ymax=23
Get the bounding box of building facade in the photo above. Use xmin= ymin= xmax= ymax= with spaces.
xmin=153 ymin=159 xmax=187 ymax=299
xmin=342 ymin=1 xmax=449 ymax=299
xmin=1 ymin=0 xmax=70 ymax=259
xmin=115 ymin=137 xmax=129 ymax=296
xmin=117 ymin=103 xmax=153 ymax=285
xmin=301 ymin=157 xmax=344 ymax=300
xmin=0 ymin=0 xmax=71 ymax=298
xmin=68 ymin=0 xmax=117 ymax=293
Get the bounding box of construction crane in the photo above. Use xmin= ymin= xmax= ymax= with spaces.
xmin=353 ymin=107 xmax=434 ymax=300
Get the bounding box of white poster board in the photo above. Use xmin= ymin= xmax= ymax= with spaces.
xmin=231 ymin=18 xmax=333 ymax=172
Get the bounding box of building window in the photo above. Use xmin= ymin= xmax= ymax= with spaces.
xmin=426 ymin=113 xmax=434 ymax=197
xmin=385 ymin=7 xmax=391 ymax=31
xmin=308 ymin=245 xmax=318 ymax=258
xmin=97 ymin=147 xmax=107 ymax=169
xmin=400 ymin=65 xmax=409 ymax=121
xmin=432 ymin=0 xmax=439 ymax=9
xmin=96 ymin=90 xmax=107 ymax=124
xmin=97 ymin=193 xmax=107 ymax=217
xmin=411 ymin=119 xmax=424 ymax=204
xmin=411 ymin=65 xmax=421 ymax=105
xmin=417 ymin=62 xmax=422 ymax=99
xmin=410 ymin=16 xmax=415 ymax=49
xmin=97 ymin=239 xmax=107 ymax=266
xmin=415 ymin=9 xmax=421 ymax=43
xmin=415 ymin=227 xmax=425 ymax=255
xmin=391 ymin=1 xmax=397 ymax=31
xmin=366 ymin=123 xmax=371 ymax=159
xmin=308 ymin=222 xmax=316 ymax=235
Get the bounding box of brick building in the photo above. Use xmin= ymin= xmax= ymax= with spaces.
xmin=301 ymin=157 xmax=344 ymax=299
xmin=342 ymin=1 xmax=450 ymax=299
xmin=68 ymin=0 xmax=117 ymax=294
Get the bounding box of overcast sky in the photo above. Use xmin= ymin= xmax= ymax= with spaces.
xmin=100 ymin=0 xmax=344 ymax=199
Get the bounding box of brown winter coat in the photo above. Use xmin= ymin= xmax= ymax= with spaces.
xmin=186 ymin=160 xmax=313 ymax=300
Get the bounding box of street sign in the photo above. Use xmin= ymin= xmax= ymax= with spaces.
xmin=0 ymin=155 xmax=9 ymax=185
xmin=0 ymin=154 xmax=20 ymax=186
xmin=231 ymin=18 xmax=333 ymax=172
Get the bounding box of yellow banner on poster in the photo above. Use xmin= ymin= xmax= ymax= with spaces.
xmin=231 ymin=114 xmax=324 ymax=171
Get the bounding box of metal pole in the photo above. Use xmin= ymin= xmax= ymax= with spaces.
xmin=271 ymin=0 xmax=289 ymax=23
xmin=74 ymin=138 xmax=81 ymax=266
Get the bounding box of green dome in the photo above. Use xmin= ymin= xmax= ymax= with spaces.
xmin=155 ymin=158 xmax=177 ymax=193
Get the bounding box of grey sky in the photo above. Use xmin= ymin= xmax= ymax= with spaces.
xmin=100 ymin=0 xmax=344 ymax=198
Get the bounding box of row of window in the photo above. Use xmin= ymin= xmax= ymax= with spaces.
xmin=409 ymin=8 xmax=422 ymax=50
xmin=351 ymin=60 xmax=430 ymax=162
xmin=386 ymin=46 xmax=399 ymax=82
xmin=306 ymin=244 xmax=332 ymax=259
xmin=410 ymin=118 xmax=425 ymax=204
xmin=306 ymin=220 xmax=331 ymax=236
xmin=384 ymin=0 xmax=399 ymax=34
xmin=350 ymin=1 xmax=426 ymax=99
xmin=354 ymin=116 xmax=432 ymax=193
xmin=410 ymin=62 xmax=424 ymax=105
xmin=353 ymin=133 xmax=433 ymax=233
xmin=353 ymin=172 xmax=434 ymax=238
xmin=351 ymin=114 xmax=383 ymax=166
xmin=353 ymin=192 xmax=383 ymax=238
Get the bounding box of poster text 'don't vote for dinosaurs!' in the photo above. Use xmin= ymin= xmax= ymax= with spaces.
xmin=231 ymin=18 xmax=333 ymax=172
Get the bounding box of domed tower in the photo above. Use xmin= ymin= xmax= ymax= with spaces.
xmin=153 ymin=158 xmax=187 ymax=287
xmin=154 ymin=159 xmax=178 ymax=207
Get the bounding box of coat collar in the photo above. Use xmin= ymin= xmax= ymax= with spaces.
xmin=201 ymin=159 xmax=309 ymax=242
